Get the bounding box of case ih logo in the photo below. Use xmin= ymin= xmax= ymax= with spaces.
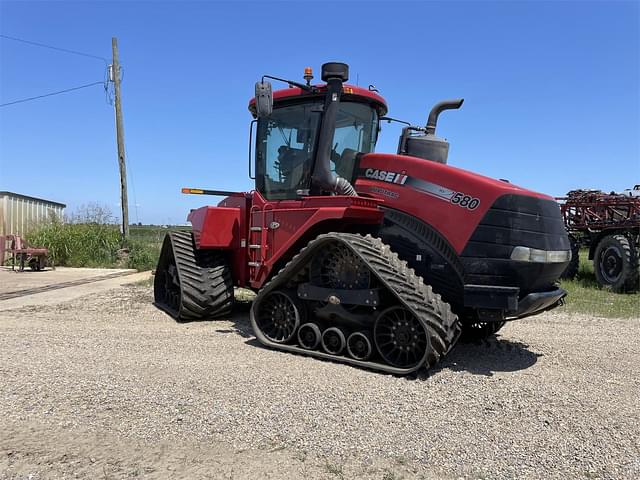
xmin=364 ymin=168 xmax=408 ymax=185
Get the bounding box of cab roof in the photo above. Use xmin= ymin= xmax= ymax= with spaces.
xmin=248 ymin=83 xmax=388 ymax=117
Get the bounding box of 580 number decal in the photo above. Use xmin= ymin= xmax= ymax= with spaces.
xmin=450 ymin=192 xmax=480 ymax=210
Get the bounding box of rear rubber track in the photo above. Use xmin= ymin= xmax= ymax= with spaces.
xmin=154 ymin=230 xmax=233 ymax=320
xmin=250 ymin=233 xmax=461 ymax=375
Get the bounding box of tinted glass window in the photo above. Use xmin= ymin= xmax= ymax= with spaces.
xmin=331 ymin=102 xmax=378 ymax=180
xmin=256 ymin=103 xmax=321 ymax=200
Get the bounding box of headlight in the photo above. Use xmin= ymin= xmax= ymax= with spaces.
xmin=510 ymin=246 xmax=571 ymax=263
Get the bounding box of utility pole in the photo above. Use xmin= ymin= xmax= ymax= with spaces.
xmin=111 ymin=36 xmax=129 ymax=240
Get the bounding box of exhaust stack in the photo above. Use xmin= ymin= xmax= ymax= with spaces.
xmin=426 ymin=99 xmax=464 ymax=134
xmin=398 ymin=98 xmax=464 ymax=164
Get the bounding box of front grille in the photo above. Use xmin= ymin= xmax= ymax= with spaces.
xmin=461 ymin=195 xmax=570 ymax=291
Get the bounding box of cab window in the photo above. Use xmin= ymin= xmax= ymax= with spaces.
xmin=256 ymin=102 xmax=321 ymax=200
xmin=331 ymin=102 xmax=379 ymax=180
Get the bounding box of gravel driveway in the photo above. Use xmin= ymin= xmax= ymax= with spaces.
xmin=1 ymin=285 xmax=638 ymax=479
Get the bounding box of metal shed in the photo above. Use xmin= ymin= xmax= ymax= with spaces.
xmin=0 ymin=191 xmax=66 ymax=237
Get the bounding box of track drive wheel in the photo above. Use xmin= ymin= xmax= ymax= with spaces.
xmin=560 ymin=234 xmax=580 ymax=280
xmin=594 ymin=234 xmax=639 ymax=293
xmin=154 ymin=231 xmax=233 ymax=320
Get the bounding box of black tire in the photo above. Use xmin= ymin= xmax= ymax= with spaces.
xmin=154 ymin=231 xmax=234 ymax=320
xmin=594 ymin=234 xmax=639 ymax=293
xmin=560 ymin=235 xmax=580 ymax=280
xmin=459 ymin=320 xmax=506 ymax=343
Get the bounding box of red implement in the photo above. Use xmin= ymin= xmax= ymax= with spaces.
xmin=0 ymin=235 xmax=49 ymax=271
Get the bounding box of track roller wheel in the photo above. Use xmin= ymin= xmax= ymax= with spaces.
xmin=347 ymin=332 xmax=373 ymax=361
xmin=255 ymin=291 xmax=301 ymax=343
xmin=297 ymin=323 xmax=321 ymax=350
xmin=374 ymin=306 xmax=429 ymax=368
xmin=321 ymin=327 xmax=347 ymax=355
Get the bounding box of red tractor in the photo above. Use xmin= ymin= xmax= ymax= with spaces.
xmin=155 ymin=63 xmax=570 ymax=375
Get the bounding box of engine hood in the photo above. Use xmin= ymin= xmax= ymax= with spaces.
xmin=354 ymin=153 xmax=556 ymax=253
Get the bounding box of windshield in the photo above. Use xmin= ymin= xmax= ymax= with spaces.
xmin=255 ymin=101 xmax=379 ymax=199
xmin=256 ymin=102 xmax=321 ymax=200
xmin=331 ymin=102 xmax=379 ymax=181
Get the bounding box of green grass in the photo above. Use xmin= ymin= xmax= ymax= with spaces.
xmin=27 ymin=218 xmax=122 ymax=268
xmin=559 ymin=250 xmax=640 ymax=318
xmin=127 ymin=225 xmax=170 ymax=271
xmin=25 ymin=217 xmax=170 ymax=272
xmin=129 ymin=224 xmax=172 ymax=244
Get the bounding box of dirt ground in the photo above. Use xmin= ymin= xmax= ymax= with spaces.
xmin=0 ymin=267 xmax=136 ymax=296
xmin=0 ymin=283 xmax=639 ymax=479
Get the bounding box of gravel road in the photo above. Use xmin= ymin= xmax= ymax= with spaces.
xmin=1 ymin=285 xmax=639 ymax=479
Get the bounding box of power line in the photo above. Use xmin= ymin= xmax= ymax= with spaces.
xmin=0 ymin=34 xmax=108 ymax=64
xmin=0 ymin=81 xmax=105 ymax=107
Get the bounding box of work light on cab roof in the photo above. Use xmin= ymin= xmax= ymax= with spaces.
xmin=157 ymin=62 xmax=571 ymax=375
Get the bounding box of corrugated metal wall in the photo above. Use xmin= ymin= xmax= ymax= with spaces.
xmin=0 ymin=193 xmax=65 ymax=237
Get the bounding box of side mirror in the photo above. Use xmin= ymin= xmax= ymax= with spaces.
xmin=255 ymin=81 xmax=273 ymax=118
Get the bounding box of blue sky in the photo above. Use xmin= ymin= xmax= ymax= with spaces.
xmin=1 ymin=0 xmax=638 ymax=224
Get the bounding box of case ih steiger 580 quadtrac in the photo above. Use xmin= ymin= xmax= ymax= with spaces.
xmin=155 ymin=63 xmax=570 ymax=375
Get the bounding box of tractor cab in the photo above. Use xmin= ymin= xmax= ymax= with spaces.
xmin=249 ymin=63 xmax=387 ymax=200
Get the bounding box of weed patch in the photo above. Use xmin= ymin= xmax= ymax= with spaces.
xmin=559 ymin=250 xmax=639 ymax=318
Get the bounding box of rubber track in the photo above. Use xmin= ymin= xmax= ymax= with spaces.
xmin=154 ymin=231 xmax=233 ymax=320
xmin=250 ymin=233 xmax=461 ymax=375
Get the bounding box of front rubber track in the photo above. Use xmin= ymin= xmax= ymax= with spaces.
xmin=250 ymin=233 xmax=461 ymax=375
xmin=154 ymin=230 xmax=233 ymax=321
